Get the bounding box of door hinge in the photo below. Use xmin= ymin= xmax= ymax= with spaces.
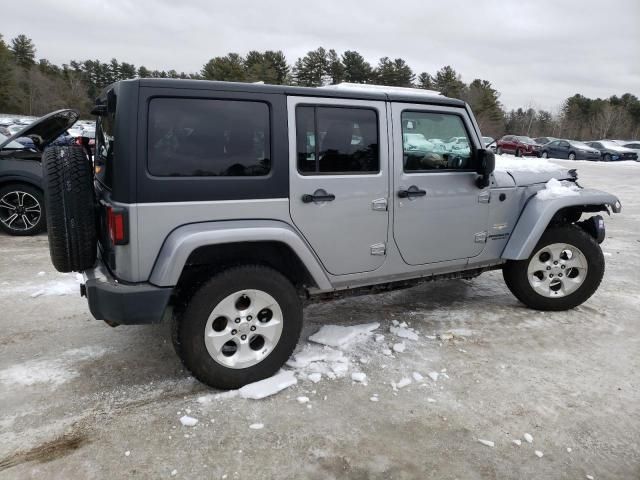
xmin=370 ymin=243 xmax=386 ymax=255
xmin=474 ymin=232 xmax=488 ymax=243
xmin=478 ymin=191 xmax=491 ymax=203
xmin=371 ymin=198 xmax=388 ymax=211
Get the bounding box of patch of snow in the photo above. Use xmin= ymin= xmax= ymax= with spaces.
xmin=534 ymin=450 xmax=543 ymax=458
xmin=171 ymin=469 xmax=177 ymax=476
xmin=370 ymin=396 xmax=379 ymax=402
xmin=438 ymin=332 xmax=454 ymax=341
xmin=308 ymin=322 xmax=379 ymax=348
xmin=395 ymin=377 xmax=412 ymax=389
xmin=412 ymin=372 xmax=424 ymax=382
xmin=124 ymin=450 xmax=130 ymax=456
xmin=495 ymin=155 xmax=564 ymax=173
xmin=37 ymin=271 xmax=46 ymax=277
xmin=390 ymin=326 xmax=419 ymax=341
xmin=428 ymin=372 xmax=439 ymax=382
xmin=297 ymin=396 xmax=310 ymax=404
xmin=512 ymin=439 xmax=522 ymax=446
xmin=238 ymin=370 xmax=297 ymax=400
xmin=524 ymin=432 xmax=533 ymax=443
xmin=307 ymin=372 xmax=322 ymax=383
xmin=392 ymin=342 xmax=406 ymax=353
xmin=536 ymin=178 xmax=580 ymax=200
xmin=586 ymin=475 xmax=594 ymax=480
xmin=478 ymin=439 xmax=495 ymax=447
xmin=566 ymin=447 xmax=572 ymax=453
xmin=427 ymin=397 xmax=436 ymax=403
xmin=180 ymin=415 xmax=198 ymax=427
xmin=374 ymin=334 xmax=385 ymax=343
xmin=249 ymin=423 xmax=264 ymax=430
xmin=351 ymin=372 xmax=367 ymax=383
xmin=197 ymin=390 xmax=239 ymax=404
xmin=0 ymin=347 xmax=107 ymax=387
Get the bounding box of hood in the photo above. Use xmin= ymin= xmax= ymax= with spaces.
xmin=494 ymin=156 xmax=574 ymax=187
xmin=0 ymin=109 xmax=79 ymax=152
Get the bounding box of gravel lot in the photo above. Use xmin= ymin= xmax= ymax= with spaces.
xmin=1 ymin=160 xmax=638 ymax=479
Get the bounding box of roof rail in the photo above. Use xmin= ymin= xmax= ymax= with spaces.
xmin=320 ymin=82 xmax=442 ymax=97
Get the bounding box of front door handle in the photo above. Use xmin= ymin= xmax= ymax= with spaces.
xmin=302 ymin=189 xmax=335 ymax=203
xmin=398 ymin=186 xmax=427 ymax=199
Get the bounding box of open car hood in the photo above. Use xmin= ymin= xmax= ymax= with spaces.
xmin=0 ymin=109 xmax=79 ymax=152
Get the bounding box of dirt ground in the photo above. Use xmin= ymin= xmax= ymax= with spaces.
xmin=1 ymin=160 xmax=638 ymax=479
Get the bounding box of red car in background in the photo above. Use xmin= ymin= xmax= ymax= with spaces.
xmin=496 ymin=135 xmax=541 ymax=157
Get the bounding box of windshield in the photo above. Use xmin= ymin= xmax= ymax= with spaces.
xmin=0 ymin=132 xmax=27 ymax=150
xmin=600 ymin=141 xmax=623 ymax=148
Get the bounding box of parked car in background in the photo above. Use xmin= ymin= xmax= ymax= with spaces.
xmin=0 ymin=109 xmax=79 ymax=235
xmin=534 ymin=136 xmax=557 ymax=145
xmin=482 ymin=136 xmax=496 ymax=152
xmin=496 ymin=135 xmax=541 ymax=157
xmin=621 ymin=142 xmax=640 ymax=160
xmin=586 ymin=140 xmax=638 ymax=162
xmin=539 ymin=139 xmax=601 ymax=161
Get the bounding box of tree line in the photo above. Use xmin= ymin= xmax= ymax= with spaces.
xmin=1 ymin=33 xmax=638 ymax=140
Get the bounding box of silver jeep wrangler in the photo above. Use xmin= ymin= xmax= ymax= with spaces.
xmin=42 ymin=79 xmax=621 ymax=389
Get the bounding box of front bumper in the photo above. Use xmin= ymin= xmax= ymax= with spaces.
xmin=82 ymin=262 xmax=173 ymax=325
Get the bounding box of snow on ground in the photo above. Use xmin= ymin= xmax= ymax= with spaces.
xmin=536 ymin=178 xmax=580 ymax=200
xmin=308 ymin=322 xmax=379 ymax=347
xmin=237 ymin=370 xmax=297 ymax=400
xmin=0 ymin=272 xmax=83 ymax=298
xmin=0 ymin=347 xmax=106 ymax=387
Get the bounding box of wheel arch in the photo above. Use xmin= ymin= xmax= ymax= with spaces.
xmin=149 ymin=220 xmax=332 ymax=291
xmin=0 ymin=174 xmax=43 ymax=191
xmin=501 ymin=189 xmax=621 ymax=260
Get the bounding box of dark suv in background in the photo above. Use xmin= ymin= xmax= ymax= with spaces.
xmin=0 ymin=110 xmax=78 ymax=235
xmin=496 ymin=135 xmax=541 ymax=157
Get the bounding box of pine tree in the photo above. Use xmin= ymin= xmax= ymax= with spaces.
xmin=326 ymin=49 xmax=344 ymax=85
xmin=292 ymin=48 xmax=328 ymax=86
xmin=10 ymin=34 xmax=36 ymax=68
xmin=341 ymin=51 xmax=372 ymax=84
xmin=0 ymin=34 xmax=16 ymax=111
xmin=433 ymin=66 xmax=466 ymax=99
xmin=417 ymin=72 xmax=434 ymax=90
xmin=201 ymin=53 xmax=245 ymax=81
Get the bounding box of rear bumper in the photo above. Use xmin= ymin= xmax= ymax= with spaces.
xmin=82 ymin=262 xmax=173 ymax=325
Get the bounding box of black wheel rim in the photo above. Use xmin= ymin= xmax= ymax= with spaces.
xmin=0 ymin=190 xmax=41 ymax=232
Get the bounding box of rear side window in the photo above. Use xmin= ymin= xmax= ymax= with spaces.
xmin=147 ymin=98 xmax=270 ymax=177
xmin=296 ymin=106 xmax=379 ymax=174
xmin=95 ymin=92 xmax=116 ymax=188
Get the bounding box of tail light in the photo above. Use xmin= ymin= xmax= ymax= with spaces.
xmin=106 ymin=206 xmax=128 ymax=245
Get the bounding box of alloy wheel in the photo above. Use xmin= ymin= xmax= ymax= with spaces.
xmin=0 ymin=190 xmax=42 ymax=232
xmin=527 ymin=243 xmax=588 ymax=298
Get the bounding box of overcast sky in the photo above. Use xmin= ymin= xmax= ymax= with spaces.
xmin=3 ymin=0 xmax=639 ymax=110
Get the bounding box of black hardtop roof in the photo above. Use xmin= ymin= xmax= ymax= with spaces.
xmin=116 ymin=78 xmax=466 ymax=108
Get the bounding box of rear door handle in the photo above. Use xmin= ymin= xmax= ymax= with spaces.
xmin=302 ymin=189 xmax=335 ymax=203
xmin=398 ymin=186 xmax=427 ymax=199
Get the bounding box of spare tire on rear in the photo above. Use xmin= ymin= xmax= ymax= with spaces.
xmin=42 ymin=145 xmax=97 ymax=272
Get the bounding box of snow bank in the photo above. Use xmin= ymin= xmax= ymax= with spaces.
xmin=308 ymin=322 xmax=379 ymax=348
xmin=495 ymin=155 xmax=564 ymax=173
xmin=238 ymin=370 xmax=297 ymax=400
xmin=536 ymin=178 xmax=580 ymax=200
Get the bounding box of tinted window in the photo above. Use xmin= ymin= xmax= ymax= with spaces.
xmin=148 ymin=98 xmax=270 ymax=177
xmin=549 ymin=141 xmax=560 ymax=146
xmin=296 ymin=106 xmax=379 ymax=174
xmin=402 ymin=111 xmax=473 ymax=172
xmin=95 ymin=91 xmax=116 ymax=188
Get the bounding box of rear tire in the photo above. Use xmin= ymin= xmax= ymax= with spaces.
xmin=496 ymin=147 xmax=503 ymax=155
xmin=42 ymin=146 xmax=97 ymax=272
xmin=0 ymin=183 xmax=46 ymax=236
xmin=173 ymin=265 xmax=303 ymax=389
xmin=568 ymin=152 xmax=576 ymax=160
xmin=515 ymin=148 xmax=521 ymax=157
xmin=503 ymin=225 xmax=604 ymax=311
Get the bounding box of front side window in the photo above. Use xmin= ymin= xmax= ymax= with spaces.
xmin=402 ymin=111 xmax=473 ymax=172
xmin=148 ymin=98 xmax=270 ymax=177
xmin=296 ymin=106 xmax=379 ymax=175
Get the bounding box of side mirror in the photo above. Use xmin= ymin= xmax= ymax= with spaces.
xmin=475 ymin=149 xmax=495 ymax=188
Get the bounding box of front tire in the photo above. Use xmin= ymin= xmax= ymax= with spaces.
xmin=173 ymin=265 xmax=303 ymax=389
xmin=496 ymin=147 xmax=503 ymax=155
xmin=541 ymin=151 xmax=548 ymax=158
xmin=503 ymin=225 xmax=604 ymax=311
xmin=603 ymin=153 xmax=611 ymax=162
xmin=0 ymin=184 xmax=46 ymax=236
